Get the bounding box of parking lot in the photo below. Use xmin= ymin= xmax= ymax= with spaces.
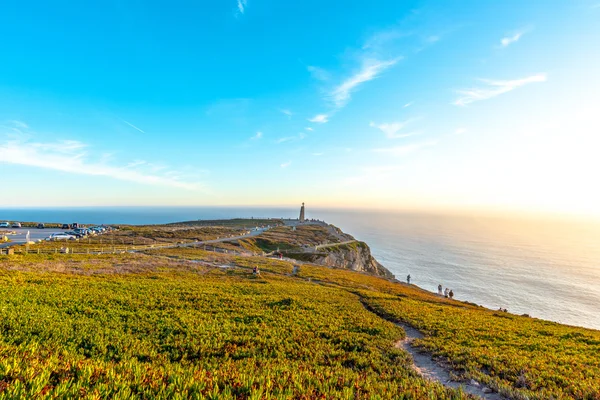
xmin=0 ymin=227 xmax=65 ymax=248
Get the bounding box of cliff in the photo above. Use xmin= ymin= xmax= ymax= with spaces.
xmin=285 ymin=241 xmax=393 ymax=278
xmin=232 ymin=223 xmax=394 ymax=278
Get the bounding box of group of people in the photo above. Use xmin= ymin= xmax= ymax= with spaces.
xmin=406 ymin=276 xmax=455 ymax=299
xmin=438 ymin=284 xmax=454 ymax=299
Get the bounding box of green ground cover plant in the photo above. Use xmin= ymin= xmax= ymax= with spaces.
xmin=0 ymin=248 xmax=598 ymax=399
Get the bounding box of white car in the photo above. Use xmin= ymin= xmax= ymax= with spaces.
xmin=46 ymin=233 xmax=76 ymax=241
xmin=11 ymin=222 xmax=21 ymax=228
xmin=0 ymin=222 xmax=10 ymax=228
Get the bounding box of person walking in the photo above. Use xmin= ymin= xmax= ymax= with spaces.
xmin=449 ymin=289 xmax=454 ymax=299
xmin=444 ymin=288 xmax=449 ymax=298
xmin=438 ymin=284 xmax=443 ymax=295
xmin=407 ymin=274 xmax=411 ymax=284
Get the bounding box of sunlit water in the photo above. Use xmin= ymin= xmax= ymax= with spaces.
xmin=1 ymin=207 xmax=599 ymax=330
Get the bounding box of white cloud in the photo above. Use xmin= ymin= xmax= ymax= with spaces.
xmin=453 ymin=74 xmax=547 ymax=106
xmin=0 ymin=138 xmax=203 ymax=190
xmin=455 ymin=128 xmax=467 ymax=135
xmin=309 ymin=114 xmax=329 ymax=123
xmin=9 ymin=120 xmax=29 ymax=129
xmin=403 ymin=101 xmax=414 ymax=108
xmin=500 ymin=31 xmax=526 ymax=48
xmin=311 ymin=152 xmax=323 ymax=156
xmin=280 ymin=109 xmax=292 ymax=118
xmin=307 ymin=66 xmax=331 ymax=81
xmin=362 ymin=29 xmax=411 ymax=51
xmin=280 ymin=161 xmax=292 ymax=168
xmin=370 ymin=121 xmax=420 ymax=139
xmin=372 ymin=140 xmax=438 ymax=156
xmin=237 ymin=0 xmax=247 ymax=14
xmin=122 ymin=120 xmax=146 ymax=134
xmin=330 ymin=58 xmax=399 ymax=108
xmin=251 ymin=131 xmax=263 ymax=140
xmin=276 ymin=132 xmax=306 ymax=143
xmin=305 ymin=127 xmax=314 ymax=131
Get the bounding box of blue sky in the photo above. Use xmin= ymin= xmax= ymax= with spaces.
xmin=1 ymin=1 xmax=599 ymax=216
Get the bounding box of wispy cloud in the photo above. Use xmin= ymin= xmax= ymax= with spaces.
xmin=370 ymin=121 xmax=420 ymax=139
xmin=305 ymin=127 xmax=314 ymax=131
xmin=362 ymin=29 xmax=412 ymax=51
xmin=500 ymin=28 xmax=530 ymax=48
xmin=330 ymin=58 xmax=399 ymax=108
xmin=280 ymin=161 xmax=292 ymax=168
xmin=280 ymin=109 xmax=292 ymax=118
xmin=455 ymin=128 xmax=467 ymax=135
xmin=237 ymin=0 xmax=247 ymax=14
xmin=122 ymin=120 xmax=146 ymax=134
xmin=307 ymin=66 xmax=331 ymax=81
xmin=9 ymin=120 xmax=29 ymax=129
xmin=0 ymin=137 xmax=204 ymax=190
xmin=276 ymin=132 xmax=306 ymax=143
xmin=403 ymin=101 xmax=414 ymax=108
xmin=308 ymin=114 xmax=329 ymax=123
xmin=453 ymin=74 xmax=547 ymax=106
xmin=251 ymin=131 xmax=263 ymax=140
xmin=311 ymin=152 xmax=323 ymax=156
xmin=372 ymin=140 xmax=437 ymax=156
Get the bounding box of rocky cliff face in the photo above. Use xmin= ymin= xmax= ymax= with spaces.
xmin=287 ymin=241 xmax=394 ymax=278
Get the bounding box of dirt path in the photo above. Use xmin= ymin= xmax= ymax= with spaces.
xmin=395 ymin=321 xmax=506 ymax=399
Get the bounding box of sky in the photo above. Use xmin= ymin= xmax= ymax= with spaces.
xmin=1 ymin=0 xmax=599 ymax=217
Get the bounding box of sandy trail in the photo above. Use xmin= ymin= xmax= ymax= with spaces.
xmin=395 ymin=322 xmax=506 ymax=399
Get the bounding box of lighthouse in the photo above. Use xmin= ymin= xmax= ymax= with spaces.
xmin=299 ymin=202 xmax=305 ymax=222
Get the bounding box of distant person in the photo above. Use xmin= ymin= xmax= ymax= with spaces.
xmin=444 ymin=288 xmax=449 ymax=298
xmin=449 ymin=290 xmax=454 ymax=299
xmin=253 ymin=266 xmax=258 ymax=275
xmin=406 ymin=274 xmax=411 ymax=284
xmin=438 ymin=284 xmax=443 ymax=295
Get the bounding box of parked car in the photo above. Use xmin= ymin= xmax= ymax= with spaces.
xmin=46 ymin=233 xmax=76 ymax=241
xmin=0 ymin=222 xmax=10 ymax=228
xmin=74 ymin=228 xmax=88 ymax=236
xmin=65 ymin=231 xmax=85 ymax=239
xmin=11 ymin=222 xmax=21 ymax=228
xmin=61 ymin=224 xmax=71 ymax=229
xmin=37 ymin=223 xmax=45 ymax=229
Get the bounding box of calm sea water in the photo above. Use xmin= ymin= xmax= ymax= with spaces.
xmin=1 ymin=207 xmax=599 ymax=330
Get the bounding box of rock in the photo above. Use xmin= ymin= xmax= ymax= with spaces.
xmin=483 ymin=387 xmax=493 ymax=394
xmin=470 ymin=379 xmax=480 ymax=386
xmin=313 ymin=241 xmax=393 ymax=277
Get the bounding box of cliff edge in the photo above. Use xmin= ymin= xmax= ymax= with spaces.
xmin=236 ymin=223 xmax=394 ymax=278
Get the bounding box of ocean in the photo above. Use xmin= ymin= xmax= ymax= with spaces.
xmin=1 ymin=207 xmax=599 ymax=330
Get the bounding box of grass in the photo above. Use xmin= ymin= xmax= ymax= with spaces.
xmin=0 ymin=253 xmax=461 ymax=399
xmin=239 ymin=225 xmax=351 ymax=253
xmin=0 ymin=248 xmax=598 ymax=399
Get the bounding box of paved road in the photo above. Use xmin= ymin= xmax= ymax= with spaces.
xmin=315 ymin=240 xmax=358 ymax=250
xmin=0 ymin=228 xmax=64 ymax=248
xmin=172 ymin=227 xmax=267 ymax=249
xmin=1 ymin=227 xmax=270 ymax=251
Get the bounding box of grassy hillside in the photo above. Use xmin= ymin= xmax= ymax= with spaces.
xmin=238 ymin=225 xmax=351 ymax=253
xmin=0 ymin=250 xmax=598 ymax=399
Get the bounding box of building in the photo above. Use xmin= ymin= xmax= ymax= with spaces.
xmin=299 ymin=202 xmax=305 ymax=222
